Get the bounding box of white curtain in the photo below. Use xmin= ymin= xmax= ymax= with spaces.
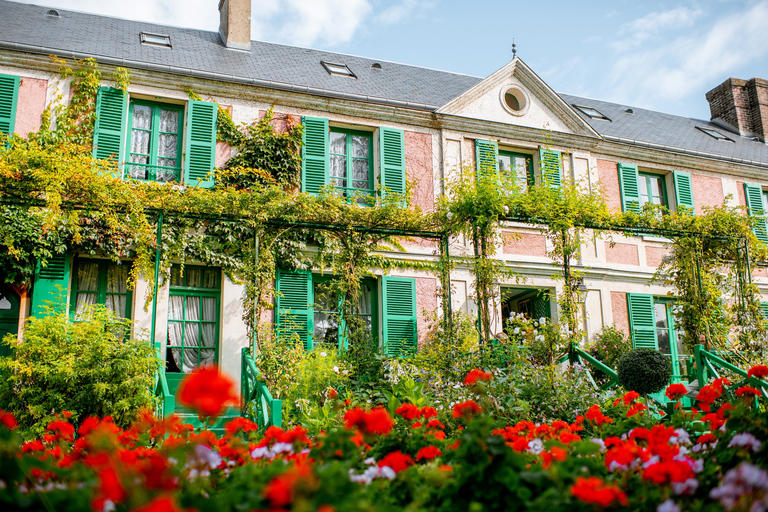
xmin=129 ymin=105 xmax=151 ymax=179
xmin=74 ymin=262 xmax=99 ymax=319
xmin=105 ymin=265 xmax=128 ymax=318
xmin=157 ymin=108 xmax=179 ymax=181
xmin=200 ymin=297 xmax=216 ymax=366
xmin=358 ymin=285 xmax=372 ymax=334
xmin=168 ymin=296 xmax=185 ymax=372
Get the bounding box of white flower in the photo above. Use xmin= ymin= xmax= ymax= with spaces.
xmin=333 ymin=365 xmax=339 ymax=373
xmin=320 ymin=351 xmax=328 ymax=357
xmin=513 ymin=327 xmax=520 ymax=334
xmin=657 ymin=499 xmax=680 ymax=512
xmin=729 ymin=433 xmax=762 ymax=452
xmin=527 ymin=438 xmax=544 ymax=455
xmin=539 ymin=317 xmax=546 ymax=325
xmin=672 ymin=478 xmax=699 ymax=496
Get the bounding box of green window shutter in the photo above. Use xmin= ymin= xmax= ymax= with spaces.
xmin=382 ymin=276 xmax=417 ymax=357
xmin=627 ymin=293 xmax=658 ymax=350
xmin=93 ymin=87 xmax=128 ymax=176
xmin=183 ymin=100 xmax=217 ymax=188
xmin=380 ymin=127 xmax=406 ymax=197
xmin=276 ymin=269 xmax=314 ymax=350
xmin=673 ymin=171 xmax=695 ymax=214
xmin=618 ymin=163 xmax=641 ymax=213
xmin=301 ymin=116 xmax=329 ymax=195
xmin=538 ymin=148 xmax=562 ymax=188
xmin=31 ymin=253 xmax=71 ymax=317
xmin=744 ymin=183 xmax=768 ymax=243
xmin=0 ymin=73 xmax=20 ymax=137
xmin=760 ymin=302 xmax=768 ymax=319
xmin=475 ymin=139 xmax=499 ymax=178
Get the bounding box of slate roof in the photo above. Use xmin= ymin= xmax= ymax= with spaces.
xmin=1 ymin=0 xmax=767 ymax=166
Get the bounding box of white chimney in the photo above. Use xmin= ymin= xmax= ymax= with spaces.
xmin=219 ymin=0 xmax=251 ymax=51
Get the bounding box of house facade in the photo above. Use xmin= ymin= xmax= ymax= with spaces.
xmin=1 ymin=0 xmax=768 ymax=392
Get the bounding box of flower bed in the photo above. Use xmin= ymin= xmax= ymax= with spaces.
xmin=0 ymin=366 xmax=767 ymax=512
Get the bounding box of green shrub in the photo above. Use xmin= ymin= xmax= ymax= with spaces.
xmin=0 ymin=305 xmax=159 ymax=439
xmin=617 ymin=348 xmax=672 ymax=396
xmin=586 ymin=326 xmax=632 ymax=383
xmin=254 ymin=331 xmax=350 ymax=429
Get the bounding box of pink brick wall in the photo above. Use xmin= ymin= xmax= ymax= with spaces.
xmin=605 ymin=242 xmax=639 ymax=265
xmin=692 ymin=174 xmax=724 ymax=214
xmin=15 ymin=76 xmax=47 ymax=138
xmin=597 ymin=159 xmax=621 ymax=211
xmin=737 ymin=181 xmax=746 ymax=206
xmin=215 ymin=142 xmax=231 ymax=168
xmin=415 ymin=276 xmax=438 ymax=345
xmin=645 ymin=246 xmax=669 ymax=268
xmin=611 ymin=292 xmax=629 ymax=336
xmin=754 ymin=267 xmax=767 ymax=279
xmin=258 ymin=110 xmax=300 ymax=133
xmin=405 ymin=131 xmax=434 ymax=212
xmin=502 ymin=232 xmax=547 ymax=257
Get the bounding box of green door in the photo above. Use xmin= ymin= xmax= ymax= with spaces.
xmin=0 ymin=285 xmax=20 ymax=357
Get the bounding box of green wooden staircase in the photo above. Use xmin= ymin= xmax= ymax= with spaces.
xmin=153 ymin=347 xmax=282 ymax=432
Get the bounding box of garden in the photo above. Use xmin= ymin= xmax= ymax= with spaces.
xmin=0 ymin=358 xmax=767 ymax=512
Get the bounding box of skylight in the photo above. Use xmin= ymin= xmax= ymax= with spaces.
xmin=321 ymin=61 xmax=356 ymax=78
xmin=696 ymin=126 xmax=734 ymax=142
xmin=140 ymin=32 xmax=172 ymax=48
xmin=573 ymin=105 xmax=611 ymax=121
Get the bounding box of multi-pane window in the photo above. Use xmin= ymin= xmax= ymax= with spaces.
xmin=125 ymin=100 xmax=184 ymax=182
xmin=498 ymin=151 xmax=533 ymax=192
xmin=166 ymin=266 xmax=219 ymax=374
xmin=329 ymin=128 xmax=373 ymax=201
xmin=638 ymin=172 xmax=667 ymax=208
xmin=312 ymin=277 xmax=377 ymax=349
xmin=653 ymin=301 xmax=687 ymax=381
xmin=70 ymin=260 xmax=132 ymax=320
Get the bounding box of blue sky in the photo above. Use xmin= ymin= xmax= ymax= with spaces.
xmin=16 ymin=0 xmax=768 ymax=120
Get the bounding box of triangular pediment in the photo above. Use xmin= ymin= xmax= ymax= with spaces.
xmin=437 ymin=58 xmax=599 ymax=137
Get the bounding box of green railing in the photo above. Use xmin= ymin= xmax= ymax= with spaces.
xmin=241 ymin=347 xmax=282 ymax=429
xmin=564 ymin=343 xmax=620 ymax=391
xmin=694 ymin=344 xmax=768 ymax=405
xmin=124 ymin=162 xmax=180 ymax=182
xmin=154 ymin=370 xmax=175 ymax=419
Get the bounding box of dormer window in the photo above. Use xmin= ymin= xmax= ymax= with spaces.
xmin=573 ymin=105 xmax=611 ymax=121
xmin=321 ymin=61 xmax=356 ymax=78
xmin=140 ymin=32 xmax=172 ymax=48
xmin=696 ymin=126 xmax=734 ymax=142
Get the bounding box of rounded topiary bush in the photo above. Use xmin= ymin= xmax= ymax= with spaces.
xmin=617 ymin=348 xmax=672 ymax=395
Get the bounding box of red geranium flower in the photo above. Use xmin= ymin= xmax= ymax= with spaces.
xmin=396 ymin=403 xmax=420 ymax=420
xmin=735 ymin=386 xmax=760 ymax=398
xmin=585 ymin=405 xmax=613 ymax=426
xmin=665 ymin=383 xmax=687 ymax=401
xmin=697 ymin=433 xmax=717 ymax=444
xmin=328 ymin=388 xmax=338 ymax=399
xmin=131 ymin=496 xmax=197 ymax=512
xmin=0 ymin=410 xmax=17 ymax=430
xmin=420 ymin=406 xmax=438 ymax=419
xmin=415 ymin=446 xmax=442 ymax=461
xmin=363 ymin=408 xmax=395 ymax=435
xmin=45 ymin=419 xmax=75 ymax=442
xmin=643 ymin=460 xmax=694 ymax=484
xmin=177 ymin=367 xmax=238 ymax=418
xmin=224 ymin=417 xmax=259 ymax=435
xmin=627 ymin=402 xmax=647 ymax=418
xmin=464 ymin=368 xmax=493 ymax=385
xmin=452 ymin=400 xmax=482 ymax=419
xmin=747 ymin=364 xmax=768 ymax=379
xmin=614 ymin=391 xmax=639 ymax=406
xmin=570 ymin=476 xmax=629 ymax=507
xmin=91 ymin=466 xmax=127 ymax=512
xmin=378 ymin=451 xmax=413 ymax=473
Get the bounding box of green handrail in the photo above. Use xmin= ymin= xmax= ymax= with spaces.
xmin=694 ymin=345 xmax=768 ymax=403
xmin=241 ymin=347 xmax=282 ymax=429
xmin=566 ymin=344 xmax=620 ymax=391
xmin=154 ymin=370 xmax=174 ymax=419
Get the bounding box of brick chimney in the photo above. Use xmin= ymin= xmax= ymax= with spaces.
xmin=706 ymin=77 xmax=768 ymax=141
xmin=218 ymin=0 xmax=251 ymax=51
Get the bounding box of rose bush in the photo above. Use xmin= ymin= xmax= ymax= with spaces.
xmin=0 ymin=366 xmax=766 ymax=512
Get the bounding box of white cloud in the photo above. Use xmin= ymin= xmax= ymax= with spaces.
xmin=604 ymin=1 xmax=768 ymax=110
xmin=375 ymin=0 xmax=420 ymax=24
xmin=254 ymin=0 xmax=373 ymax=47
xmin=612 ymin=6 xmax=703 ymax=52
